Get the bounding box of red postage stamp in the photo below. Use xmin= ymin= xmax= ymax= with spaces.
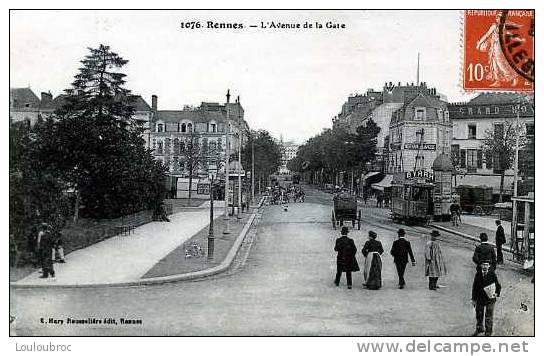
xmin=463 ymin=10 xmax=534 ymax=91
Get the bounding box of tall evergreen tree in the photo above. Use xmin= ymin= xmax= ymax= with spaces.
xmin=34 ymin=44 xmax=167 ymax=219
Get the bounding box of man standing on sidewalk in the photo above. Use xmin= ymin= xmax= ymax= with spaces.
xmin=472 ymin=261 xmax=501 ymax=336
xmin=495 ymin=220 xmax=506 ymax=264
xmin=473 ymin=233 xmax=497 ymax=271
xmin=38 ymin=224 xmax=55 ymax=278
xmin=390 ymin=229 xmax=416 ymax=289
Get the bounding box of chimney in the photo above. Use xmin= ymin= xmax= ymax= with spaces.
xmin=151 ymin=95 xmax=157 ymax=110
xmin=226 ymin=89 xmax=231 ymax=104
xmin=41 ymin=91 xmax=52 ymax=105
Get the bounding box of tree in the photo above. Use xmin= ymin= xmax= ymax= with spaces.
xmin=10 ymin=121 xmax=69 ymax=263
xmin=241 ymin=130 xmax=282 ymax=191
xmin=481 ymin=121 xmax=526 ymax=202
xmin=34 ymin=44 xmax=167 ymax=219
xmin=184 ymin=130 xmax=206 ymax=202
xmin=291 ymin=120 xmax=380 ymax=190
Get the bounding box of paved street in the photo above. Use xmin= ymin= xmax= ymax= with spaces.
xmin=10 ymin=186 xmax=533 ymax=336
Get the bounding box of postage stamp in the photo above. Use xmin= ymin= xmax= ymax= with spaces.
xmin=463 ymin=10 xmax=534 ymax=91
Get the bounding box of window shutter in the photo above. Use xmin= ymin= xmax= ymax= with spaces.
xmin=477 ymin=150 xmax=483 ymax=168
xmin=460 ymin=149 xmax=466 ymax=168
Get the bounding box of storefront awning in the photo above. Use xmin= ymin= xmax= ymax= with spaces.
xmin=371 ymin=175 xmax=393 ymax=191
xmin=454 ymin=174 xmax=514 ymax=195
xmin=362 ymin=171 xmax=381 ymax=180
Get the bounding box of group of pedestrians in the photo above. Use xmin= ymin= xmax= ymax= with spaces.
xmin=34 ymin=222 xmax=66 ymax=279
xmin=333 ymin=227 xmax=446 ymax=291
xmin=333 ymin=224 xmax=504 ymax=336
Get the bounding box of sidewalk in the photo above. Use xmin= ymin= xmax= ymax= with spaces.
xmin=431 ymin=217 xmax=513 ymax=253
xmin=13 ymin=208 xmax=224 ymax=287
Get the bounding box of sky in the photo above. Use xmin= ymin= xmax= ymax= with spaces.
xmin=10 ymin=10 xmax=476 ymax=143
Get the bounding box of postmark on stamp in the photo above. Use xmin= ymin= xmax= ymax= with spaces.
xmin=463 ymin=10 xmax=534 ymax=91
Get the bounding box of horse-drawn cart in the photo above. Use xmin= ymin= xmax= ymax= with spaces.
xmin=332 ymin=193 xmax=361 ymax=230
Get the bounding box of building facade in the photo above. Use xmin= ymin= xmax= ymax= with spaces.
xmin=278 ymin=140 xmax=299 ymax=174
xmin=387 ymin=92 xmax=452 ymax=174
xmin=149 ymin=93 xmax=249 ymax=180
xmin=448 ymin=93 xmax=534 ymax=196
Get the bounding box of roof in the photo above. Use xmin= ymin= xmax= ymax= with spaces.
xmin=406 ymin=92 xmax=447 ymax=109
xmin=10 ymin=88 xmax=40 ymax=108
xmin=469 ymin=92 xmax=534 ymax=106
xmin=370 ymin=102 xmax=404 ymax=130
xmin=155 ymin=109 xmax=226 ymax=124
xmin=129 ymin=95 xmax=152 ymax=112
xmin=39 ymin=93 xmax=152 ymax=112
xmin=432 ymin=154 xmax=453 ymax=171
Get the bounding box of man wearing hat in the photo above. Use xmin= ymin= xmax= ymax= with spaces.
xmin=37 ymin=223 xmax=55 ymax=278
xmin=471 ymin=261 xmax=501 ymax=336
xmin=425 ymin=230 xmax=447 ymax=290
xmin=334 ymin=226 xmax=359 ymax=289
xmin=495 ymin=220 xmax=506 ymax=264
xmin=473 ymin=233 xmax=497 ymax=271
xmin=390 ymin=228 xmax=416 ymax=289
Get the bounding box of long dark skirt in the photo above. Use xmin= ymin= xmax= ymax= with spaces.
xmin=363 ymin=252 xmax=382 ymax=289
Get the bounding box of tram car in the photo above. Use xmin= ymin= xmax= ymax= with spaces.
xmin=391 ymin=178 xmax=434 ymax=225
xmin=332 ymin=192 xmax=362 ymax=230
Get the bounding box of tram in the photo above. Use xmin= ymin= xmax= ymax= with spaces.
xmin=391 ymin=171 xmax=434 ymax=225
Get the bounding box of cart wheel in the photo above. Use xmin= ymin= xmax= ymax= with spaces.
xmin=331 ymin=210 xmax=336 ymax=229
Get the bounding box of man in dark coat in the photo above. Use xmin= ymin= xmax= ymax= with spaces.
xmin=390 ymin=228 xmax=416 ymax=289
xmin=473 ymin=233 xmax=497 ymax=270
xmin=334 ymin=226 xmax=359 ymax=289
xmin=38 ymin=224 xmax=55 ymax=278
xmin=495 ymin=220 xmax=506 ymax=264
xmin=472 ymin=261 xmax=501 ymax=336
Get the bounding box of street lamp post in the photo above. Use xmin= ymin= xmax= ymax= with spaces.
xmin=251 ymin=133 xmax=255 ymax=204
xmin=208 ymin=170 xmax=215 ymax=260
xmin=223 ymin=90 xmax=231 ymax=235
xmin=237 ymin=132 xmax=242 ymax=220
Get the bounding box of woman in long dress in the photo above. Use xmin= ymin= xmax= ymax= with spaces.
xmin=362 ymin=230 xmax=384 ymax=290
xmin=425 ymin=230 xmax=447 ymax=290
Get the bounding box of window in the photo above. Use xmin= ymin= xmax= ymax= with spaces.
xmin=460 ymin=149 xmax=466 ymax=168
xmin=494 ymin=123 xmax=504 ymax=138
xmin=181 ymin=123 xmax=187 ymax=133
xmin=466 ymin=149 xmax=482 ymax=172
xmin=526 ymin=123 xmax=535 ymax=137
xmin=468 ymin=124 xmax=477 ymax=139
xmin=157 ymin=123 xmax=164 ymax=132
xmin=415 ymin=108 xmax=426 ymax=120
xmin=415 ymin=129 xmax=424 ymax=143
xmin=467 ymin=107 xmax=473 ymax=115
xmin=415 ymin=155 xmax=424 ymax=169
xmin=210 ymin=123 xmax=217 ymax=133
xmin=187 ymin=123 xmax=193 ymax=132
xmin=444 ymin=110 xmax=450 ymax=121
xmin=157 ymin=141 xmax=164 ymax=155
xmin=451 ymin=144 xmax=460 ymax=166
xmin=173 ymin=138 xmax=180 ymax=154
xmin=485 ymin=107 xmax=491 ymax=115
xmin=493 ymin=153 xmax=502 ymax=173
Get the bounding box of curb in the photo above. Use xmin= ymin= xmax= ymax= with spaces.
xmin=430 ymin=224 xmax=514 ymax=254
xmin=11 ymin=212 xmax=258 ymax=289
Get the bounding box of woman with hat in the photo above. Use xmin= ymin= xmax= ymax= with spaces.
xmin=425 ymin=230 xmax=447 ymax=290
xmin=362 ymin=230 xmax=384 ymax=290
xmin=334 ymin=226 xmax=360 ymax=289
